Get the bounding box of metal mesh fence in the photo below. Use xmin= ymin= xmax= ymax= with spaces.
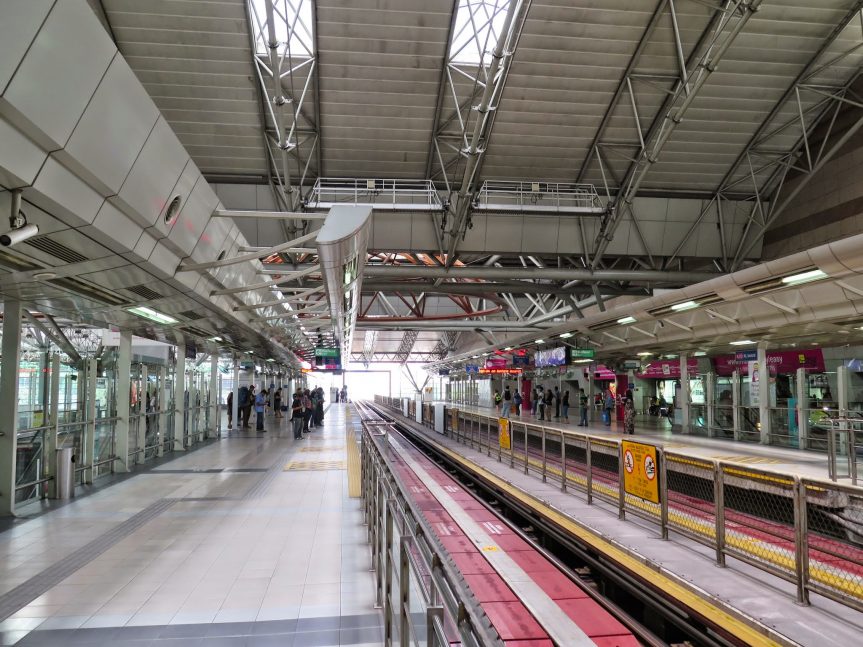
xmin=664 ymin=454 xmax=715 ymax=545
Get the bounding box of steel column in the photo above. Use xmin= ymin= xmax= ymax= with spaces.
xmin=0 ymin=300 xmax=22 ymax=515
xmin=115 ymin=330 xmax=132 ymax=472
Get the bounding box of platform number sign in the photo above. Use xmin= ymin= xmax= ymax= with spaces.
xmin=621 ymin=440 xmax=660 ymax=504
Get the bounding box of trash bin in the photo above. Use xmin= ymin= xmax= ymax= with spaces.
xmin=55 ymin=448 xmax=75 ymax=499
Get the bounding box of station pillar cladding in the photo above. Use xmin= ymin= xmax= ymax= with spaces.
xmin=521 ymin=378 xmax=532 ymax=411
xmin=615 ymin=374 xmax=629 ymax=421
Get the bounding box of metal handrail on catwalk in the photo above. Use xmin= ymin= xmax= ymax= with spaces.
xmin=374 ymin=395 xmax=863 ymax=613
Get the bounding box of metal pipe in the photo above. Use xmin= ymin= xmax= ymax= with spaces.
xmin=363 ymin=265 xmax=716 ymax=283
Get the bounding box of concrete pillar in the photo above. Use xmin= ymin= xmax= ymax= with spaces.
xmin=46 ymin=353 xmax=60 ymax=497
xmin=757 ymin=343 xmax=770 ymax=444
xmin=732 ymin=369 xmax=741 ymax=441
xmin=114 ymin=331 xmax=132 ymax=472
xmin=173 ymin=339 xmax=186 ymax=451
xmin=0 ymin=300 xmax=22 ymax=515
xmin=139 ymin=364 xmax=148 ymax=459
xmin=838 ymin=365 xmax=849 ymax=418
xmin=210 ymin=352 xmax=219 ymax=439
xmin=84 ymin=357 xmax=97 ymax=483
xmin=157 ymin=366 xmax=167 ymax=457
xmin=232 ymin=357 xmax=240 ymax=430
xmin=705 ymin=372 xmax=715 ymax=437
xmin=796 ymin=367 xmax=808 ymax=450
xmin=679 ymin=352 xmax=690 ymax=434
xmin=188 ymin=369 xmax=197 ymax=445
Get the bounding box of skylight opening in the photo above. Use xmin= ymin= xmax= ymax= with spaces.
xmin=250 ymin=0 xmax=315 ymax=59
xmin=450 ymin=0 xmax=511 ymax=66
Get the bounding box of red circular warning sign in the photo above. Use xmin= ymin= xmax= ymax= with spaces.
xmin=623 ymin=449 xmax=634 ymax=474
xmin=643 ymin=454 xmax=656 ymax=481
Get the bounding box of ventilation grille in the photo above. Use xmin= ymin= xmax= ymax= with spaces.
xmin=24 ymin=237 xmax=87 ymax=264
xmin=178 ymin=310 xmax=204 ymax=321
xmin=48 ymin=276 xmax=128 ymax=307
xmin=180 ymin=325 xmax=212 ymax=339
xmin=126 ymin=284 xmax=163 ymax=301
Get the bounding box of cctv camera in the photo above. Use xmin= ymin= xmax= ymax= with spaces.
xmin=0 ymin=224 xmax=39 ymax=247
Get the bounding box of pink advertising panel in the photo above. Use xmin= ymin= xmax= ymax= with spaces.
xmin=714 ymin=349 xmax=825 ymax=376
xmin=594 ymin=365 xmax=616 ymax=381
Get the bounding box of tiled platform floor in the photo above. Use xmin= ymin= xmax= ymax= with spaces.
xmin=0 ymin=405 xmax=381 ymax=646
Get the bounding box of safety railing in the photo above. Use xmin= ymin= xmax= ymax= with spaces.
xmin=473 ymin=180 xmax=605 ymax=214
xmin=372 ymin=396 xmax=863 ymax=613
xmin=362 ymin=419 xmax=504 ymax=647
xmin=306 ymin=177 xmax=444 ymax=211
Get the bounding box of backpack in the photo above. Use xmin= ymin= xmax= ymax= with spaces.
xmin=513 ymin=392 xmax=522 ymax=405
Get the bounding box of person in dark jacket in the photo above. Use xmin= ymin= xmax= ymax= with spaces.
xmin=237 ymin=385 xmax=249 ymax=429
xmin=226 ymin=391 xmax=233 ymax=430
xmin=291 ymin=390 xmax=304 ymax=439
xmin=255 ymin=389 xmax=267 ymax=431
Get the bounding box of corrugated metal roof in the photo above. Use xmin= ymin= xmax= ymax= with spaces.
xmin=103 ymin=0 xmax=270 ymax=178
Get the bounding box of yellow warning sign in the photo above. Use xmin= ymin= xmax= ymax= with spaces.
xmin=621 ymin=440 xmax=659 ymax=504
xmin=498 ymin=417 xmax=511 ymax=449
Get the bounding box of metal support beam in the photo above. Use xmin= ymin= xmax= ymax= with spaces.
xmin=363 ymin=265 xmax=716 ymax=283
xmin=213 ymin=209 xmax=326 ymax=220
xmin=22 ymin=311 xmax=82 ymax=363
xmin=0 ymin=300 xmax=22 ymax=515
xmin=179 ymin=231 xmax=317 ymax=272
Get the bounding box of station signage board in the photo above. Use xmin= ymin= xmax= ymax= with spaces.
xmin=571 ymin=348 xmax=595 ymax=359
xmin=636 ymin=357 xmax=699 ymax=379
xmin=479 ymin=368 xmax=522 ymax=375
xmin=485 ymin=357 xmax=507 ymax=369
xmin=621 ymin=440 xmax=659 ymax=504
xmin=465 ymin=364 xmax=479 ymax=374
xmin=714 ymin=349 xmax=824 ymax=376
xmin=512 ymin=355 xmax=530 ymax=367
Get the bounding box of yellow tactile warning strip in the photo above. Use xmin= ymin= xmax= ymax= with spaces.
xmin=299 ymin=445 xmax=345 ymax=452
xmin=347 ymin=433 xmax=362 ymax=497
xmin=712 ymin=455 xmax=784 ymax=465
xmin=283 ymin=460 xmax=346 ymax=471
xmin=427 ymin=441 xmax=785 ymax=647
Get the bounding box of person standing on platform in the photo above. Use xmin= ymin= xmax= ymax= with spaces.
xmin=603 ymin=389 xmax=614 ymax=426
xmin=537 ymin=387 xmax=546 ymax=421
xmin=502 ymin=386 xmax=512 ymax=418
xmin=562 ymin=390 xmax=570 ymax=423
xmin=341 ymin=385 xmax=348 ymax=403
xmin=513 ymin=389 xmax=522 ymax=416
xmin=533 ymin=386 xmax=542 ymax=416
xmin=238 ymin=385 xmax=249 ymax=429
xmin=315 ymin=386 xmax=325 ymax=425
xmin=544 ymin=388 xmax=554 ymax=422
xmin=255 ymin=389 xmax=266 ymax=431
xmin=554 ymin=386 xmax=561 ymax=419
xmin=578 ymin=388 xmax=589 ymax=427
xmin=624 ymin=389 xmax=636 ymax=435
xmin=291 ymin=390 xmax=304 ymax=439
xmin=226 ymin=390 xmax=233 ymax=430
xmin=274 ymin=387 xmax=282 ymax=419
xmin=246 ymin=385 xmax=256 ymax=430
xmin=302 ymin=389 xmax=313 ymax=432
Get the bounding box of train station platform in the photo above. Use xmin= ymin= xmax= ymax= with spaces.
xmin=0 ymin=406 xmax=380 ymax=646
xmin=446 ymin=402 xmax=836 ymax=482
xmin=370 ymin=397 xmax=863 ymax=646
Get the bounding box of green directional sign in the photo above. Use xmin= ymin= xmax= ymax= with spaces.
xmin=571 ymin=348 xmax=595 ymax=359
xmin=314 ymin=347 xmax=340 ymax=358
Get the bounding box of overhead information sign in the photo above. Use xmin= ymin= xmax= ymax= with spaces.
xmin=621 ymin=440 xmax=659 ymax=504
xmin=571 ymin=348 xmax=595 ymax=359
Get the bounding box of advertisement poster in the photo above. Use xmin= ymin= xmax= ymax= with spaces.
xmin=749 ymin=361 xmax=760 ymax=406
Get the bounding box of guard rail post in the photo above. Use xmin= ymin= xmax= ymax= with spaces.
xmin=541 ymin=426 xmax=547 ymax=482
xmin=658 ymin=448 xmax=668 ymax=540
xmin=427 ymin=607 xmax=444 ymax=647
xmin=794 ymin=478 xmax=810 ymax=606
xmin=618 ymin=443 xmax=626 ymax=520
xmin=509 ymin=421 xmax=515 ymax=469
xmin=585 ymin=436 xmax=592 ymax=504
xmin=523 ymin=424 xmax=529 ymax=475
xmin=714 ymin=463 xmax=726 ymax=567
xmin=561 ymin=432 xmax=567 ymax=492
xmin=400 ymin=535 xmax=410 ymax=647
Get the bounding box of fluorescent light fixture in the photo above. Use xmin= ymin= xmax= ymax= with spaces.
xmin=617 ymin=316 xmax=636 ymax=325
xmin=208 ymin=336 xmax=223 ymax=342
xmin=694 ymin=351 xmax=707 ymax=357
xmin=243 ymin=350 xmax=253 ymax=354
xmin=781 ymin=269 xmax=826 ymax=286
xmin=730 ymin=340 xmax=756 ymax=346
xmin=671 ymin=300 xmax=699 ymax=312
xmin=472 ymin=355 xmax=479 ymax=359
xmin=127 ymin=306 xmax=178 ymax=325
xmin=266 ymin=358 xmax=275 ymax=362
xmin=535 ymin=339 xmax=545 ymax=344
xmin=559 ymin=332 xmax=573 ymax=338
xmin=571 ymin=359 xmax=592 ymax=364
xmin=636 ymin=351 xmax=653 ymax=356
xmin=504 ymin=346 xmax=513 ymax=351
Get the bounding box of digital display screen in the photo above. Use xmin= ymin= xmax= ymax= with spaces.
xmin=534 ymin=346 xmax=568 ymax=367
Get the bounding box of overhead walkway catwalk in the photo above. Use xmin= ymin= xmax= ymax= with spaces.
xmin=370 ymin=397 xmax=863 ymax=646
xmin=0 ymin=405 xmax=381 ymax=646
